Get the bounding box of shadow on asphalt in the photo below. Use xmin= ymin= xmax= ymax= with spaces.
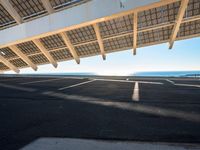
xmin=0 ymin=77 xmax=200 ymax=149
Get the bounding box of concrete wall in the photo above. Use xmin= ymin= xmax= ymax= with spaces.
xmin=0 ymin=0 xmax=159 ymax=47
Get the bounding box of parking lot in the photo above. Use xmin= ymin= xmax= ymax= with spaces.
xmin=0 ymin=76 xmax=200 ymax=149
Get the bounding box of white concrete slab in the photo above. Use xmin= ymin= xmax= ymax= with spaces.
xmin=20 ymin=138 xmax=200 ymax=150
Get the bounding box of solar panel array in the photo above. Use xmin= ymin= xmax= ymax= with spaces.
xmin=0 ymin=0 xmax=89 ymax=30
xmin=0 ymin=0 xmax=199 ymax=72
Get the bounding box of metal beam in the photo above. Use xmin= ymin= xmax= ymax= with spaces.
xmin=93 ymin=23 xmax=106 ymax=60
xmin=0 ymin=55 xmax=20 ymax=73
xmin=133 ymin=12 xmax=138 ymax=55
xmin=33 ymin=39 xmax=58 ymax=68
xmin=60 ymin=32 xmax=80 ymax=64
xmin=169 ymin=0 xmax=189 ymax=49
xmin=0 ymin=0 xmax=23 ymax=24
xmin=9 ymin=45 xmax=37 ymax=71
xmin=40 ymin=0 xmax=54 ymax=14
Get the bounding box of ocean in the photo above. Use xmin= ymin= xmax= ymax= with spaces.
xmin=132 ymin=71 xmax=200 ymax=77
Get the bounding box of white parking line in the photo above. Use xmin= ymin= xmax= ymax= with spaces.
xmin=58 ymin=80 xmax=96 ymax=90
xmin=165 ymin=79 xmax=175 ymax=84
xmin=132 ymin=82 xmax=139 ymax=101
xmin=20 ymin=77 xmax=85 ymax=85
xmin=20 ymin=78 xmax=65 ymax=85
xmin=0 ymin=83 xmax=36 ymax=92
xmin=94 ymin=78 xmax=163 ymax=85
xmin=20 ymin=77 xmax=84 ymax=85
xmin=175 ymin=83 xmax=200 ymax=88
xmin=166 ymin=79 xmax=200 ymax=88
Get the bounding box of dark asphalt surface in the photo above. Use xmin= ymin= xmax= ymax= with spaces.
xmin=0 ymin=76 xmax=200 ymax=150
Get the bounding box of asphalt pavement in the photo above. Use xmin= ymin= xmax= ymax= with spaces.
xmin=0 ymin=75 xmax=200 ymax=150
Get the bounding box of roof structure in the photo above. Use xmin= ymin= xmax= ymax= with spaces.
xmin=0 ymin=0 xmax=199 ymax=73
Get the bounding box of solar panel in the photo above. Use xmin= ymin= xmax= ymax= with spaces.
xmin=67 ymin=25 xmax=97 ymax=44
xmin=0 ymin=62 xmax=9 ymax=70
xmin=186 ymin=0 xmax=200 ymax=17
xmin=50 ymin=48 xmax=73 ymax=61
xmin=9 ymin=0 xmax=47 ymax=20
xmin=40 ymin=34 xmax=66 ymax=51
xmin=17 ymin=41 xmax=40 ymax=55
xmin=29 ymin=54 xmax=49 ymax=64
xmin=138 ymin=26 xmax=173 ymax=45
xmin=0 ymin=4 xmax=16 ymax=29
xmin=0 ymin=47 xmax=18 ymax=59
xmin=138 ymin=1 xmax=181 ymax=28
xmin=10 ymin=58 xmax=28 ymax=67
xmin=178 ymin=19 xmax=200 ymax=37
xmin=104 ymin=35 xmax=133 ymax=53
xmin=75 ymin=42 xmax=100 ymax=56
xmin=99 ymin=14 xmax=133 ymax=38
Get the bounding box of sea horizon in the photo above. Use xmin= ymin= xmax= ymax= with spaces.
xmin=1 ymin=70 xmax=200 ymax=77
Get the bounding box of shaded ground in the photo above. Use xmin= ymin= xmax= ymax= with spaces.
xmin=0 ymin=76 xmax=200 ymax=150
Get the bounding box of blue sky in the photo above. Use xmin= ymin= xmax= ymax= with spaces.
xmin=6 ymin=37 xmax=200 ymax=75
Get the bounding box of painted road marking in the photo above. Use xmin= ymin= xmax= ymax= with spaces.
xmin=166 ymin=79 xmax=200 ymax=88
xmin=166 ymin=79 xmax=175 ymax=84
xmin=58 ymin=80 xmax=96 ymax=90
xmin=0 ymin=83 xmax=36 ymax=92
xmin=132 ymin=82 xmax=139 ymax=101
xmin=20 ymin=77 xmax=85 ymax=85
xmin=175 ymin=83 xmax=200 ymax=88
xmin=20 ymin=78 xmax=65 ymax=85
xmin=20 ymin=77 xmax=83 ymax=85
xmin=93 ymin=78 xmax=163 ymax=85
